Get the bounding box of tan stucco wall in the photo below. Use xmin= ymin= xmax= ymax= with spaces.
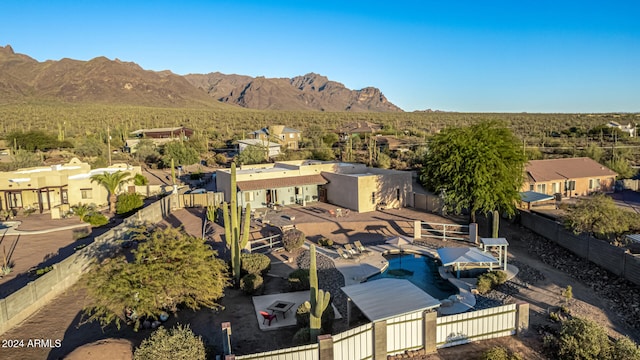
xmin=323 ymin=172 xmax=360 ymax=211
xmin=0 ymin=159 xmax=141 ymax=211
xmin=522 ymin=175 xmax=616 ymax=197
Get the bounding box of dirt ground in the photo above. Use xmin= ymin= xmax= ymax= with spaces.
xmin=0 ymin=205 xmax=638 ymax=360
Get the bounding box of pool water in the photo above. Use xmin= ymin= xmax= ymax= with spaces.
xmin=368 ymin=253 xmax=457 ymax=300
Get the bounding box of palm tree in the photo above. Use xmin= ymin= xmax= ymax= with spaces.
xmin=90 ymin=170 xmax=131 ymax=213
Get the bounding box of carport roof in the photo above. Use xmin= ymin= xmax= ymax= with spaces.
xmin=341 ymin=278 xmax=440 ymax=322
xmin=236 ymin=174 xmax=327 ymax=191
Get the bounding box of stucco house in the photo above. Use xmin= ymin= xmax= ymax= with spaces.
xmin=0 ymin=158 xmax=142 ymax=217
xmin=606 ymin=121 xmax=635 ymax=137
xmin=237 ymin=139 xmax=281 ymax=159
xmin=523 ymin=157 xmax=617 ymax=198
xmin=216 ymin=160 xmax=412 ymax=213
xmin=249 ymin=126 xmax=301 ymax=150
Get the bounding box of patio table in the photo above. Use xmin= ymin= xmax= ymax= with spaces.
xmin=267 ymin=300 xmax=296 ymax=319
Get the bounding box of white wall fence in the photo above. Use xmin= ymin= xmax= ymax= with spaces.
xmin=413 ymin=221 xmax=477 ymax=244
xmin=228 ymin=303 xmax=528 ymax=360
xmin=248 ymin=234 xmax=283 ymax=253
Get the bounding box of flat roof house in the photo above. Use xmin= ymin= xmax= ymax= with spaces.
xmin=0 ymin=158 xmax=141 ymax=217
xmin=523 ymin=157 xmax=617 ymax=198
xmin=216 ymin=160 xmax=412 ymax=212
xmin=249 ymin=125 xmax=301 ymax=150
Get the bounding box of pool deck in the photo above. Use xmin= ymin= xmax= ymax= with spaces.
xmin=258 ymin=242 xmax=520 ymax=329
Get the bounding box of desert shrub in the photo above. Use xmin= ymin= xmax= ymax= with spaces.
xmin=133 ymin=324 xmax=205 ymax=360
xmin=240 ymin=273 xmax=263 ymax=295
xmin=549 ymin=317 xmax=612 ymax=360
xmin=85 ymin=212 xmax=109 ymax=227
xmin=294 ymin=301 xmax=335 ymax=333
xmin=116 ymin=193 xmax=144 ymax=215
xmin=476 ymin=270 xmax=507 ymax=294
xmin=318 ymin=237 xmax=334 ymax=247
xmin=288 ymin=269 xmax=310 ymax=291
xmin=293 ymin=327 xmax=311 ymax=345
xmin=480 ymin=346 xmax=522 ymax=360
xmin=612 ymin=336 xmax=640 ymax=360
xmin=296 ymin=303 xmax=311 ymax=328
xmin=241 ymin=253 xmax=271 ymax=275
xmin=282 ymin=228 xmax=305 ymax=252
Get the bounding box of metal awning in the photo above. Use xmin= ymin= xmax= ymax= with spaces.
xmin=341 ymin=278 xmax=440 ymax=322
xmin=437 ymin=247 xmax=499 ymax=267
xmin=236 ymin=174 xmax=327 ymax=191
xmin=480 ymin=238 xmax=509 ymax=247
xmin=520 ymin=191 xmax=555 ymax=203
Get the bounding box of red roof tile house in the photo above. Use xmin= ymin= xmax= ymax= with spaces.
xmin=523 ymin=157 xmax=617 ymax=198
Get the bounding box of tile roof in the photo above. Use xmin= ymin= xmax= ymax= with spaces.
xmin=236 ymin=174 xmax=327 ymax=191
xmin=526 ymin=157 xmax=617 ymax=182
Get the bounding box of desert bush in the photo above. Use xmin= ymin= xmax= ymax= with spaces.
xmin=133 ymin=324 xmax=205 ymax=360
xmin=295 ymin=301 xmax=335 ymax=333
xmin=85 ymin=212 xmax=109 ymax=227
xmin=318 ymin=237 xmax=334 ymax=247
xmin=547 ymin=317 xmax=612 ymax=360
xmin=240 ymin=273 xmax=263 ymax=295
xmin=116 ymin=192 xmax=144 ymax=215
xmin=480 ymin=346 xmax=522 ymax=360
xmin=282 ymin=228 xmax=305 ymax=252
xmin=288 ymin=269 xmax=310 ymax=291
xmin=241 ymin=253 xmax=271 ymax=275
xmin=476 ymin=270 xmax=508 ymax=294
xmin=612 ymin=336 xmax=640 ymax=360
xmin=293 ymin=327 xmax=311 ymax=345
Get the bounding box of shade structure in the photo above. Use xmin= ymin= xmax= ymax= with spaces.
xmin=385 ymin=235 xmax=414 ymax=246
xmin=437 ymin=247 xmax=500 ymax=278
xmin=341 ymin=278 xmax=440 ymax=323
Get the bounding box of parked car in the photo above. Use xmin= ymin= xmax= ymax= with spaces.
xmin=185 ymin=188 xmax=207 ymax=194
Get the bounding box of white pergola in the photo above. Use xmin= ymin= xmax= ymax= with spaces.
xmin=341 ymin=278 xmax=441 ymax=323
xmin=437 ymin=247 xmax=500 ymax=278
xmin=480 ymin=237 xmax=509 ymax=271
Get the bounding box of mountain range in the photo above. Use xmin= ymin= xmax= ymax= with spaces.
xmin=0 ymin=45 xmax=403 ymax=112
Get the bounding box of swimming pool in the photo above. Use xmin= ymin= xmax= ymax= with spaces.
xmin=368 ymin=253 xmax=458 ymax=300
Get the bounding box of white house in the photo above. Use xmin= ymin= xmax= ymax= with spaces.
xmin=606 ymin=121 xmax=635 ymax=137
xmin=237 ymin=139 xmax=281 ymax=158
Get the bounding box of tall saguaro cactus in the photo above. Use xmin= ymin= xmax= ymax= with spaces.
xmin=304 ymin=244 xmax=331 ymax=341
xmin=492 ymin=210 xmax=500 ymax=238
xmin=222 ymin=162 xmax=251 ymax=285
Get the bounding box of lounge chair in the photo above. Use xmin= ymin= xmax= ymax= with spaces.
xmin=336 ymin=247 xmax=353 ymax=260
xmin=354 ymin=240 xmax=371 ymax=254
xmin=344 ymin=244 xmax=361 ymax=257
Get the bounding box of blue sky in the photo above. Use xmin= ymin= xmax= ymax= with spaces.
xmin=2 ymin=1 xmax=639 ymax=112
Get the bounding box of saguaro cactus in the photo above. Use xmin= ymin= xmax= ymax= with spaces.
xmin=492 ymin=210 xmax=500 ymax=238
xmin=222 ymin=162 xmax=252 ymax=285
xmin=304 ymin=244 xmax=331 ymax=342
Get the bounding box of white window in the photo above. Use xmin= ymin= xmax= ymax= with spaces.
xmin=536 ymin=184 xmax=546 ymax=194
xmin=529 ymin=184 xmax=534 ymax=191
xmin=552 ymin=182 xmax=558 ymax=194
xmin=589 ymin=179 xmax=594 ymax=189
xmin=244 ymin=192 xmax=254 ymax=202
xmin=81 ymin=189 xmax=92 ymax=199
xmin=289 ymin=133 xmax=295 ymax=138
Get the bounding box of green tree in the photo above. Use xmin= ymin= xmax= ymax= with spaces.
xmin=82 ymin=226 xmax=229 ymax=330
xmin=133 ymin=173 xmax=149 ymax=186
xmin=581 ymin=143 xmax=605 ymax=163
xmin=564 ymin=194 xmax=640 ymax=237
xmin=9 ymin=149 xmax=42 ymax=170
xmin=237 ymin=144 xmax=268 ymax=165
xmin=133 ymin=325 xmax=206 ymax=360
xmin=90 ymin=170 xmax=131 ymax=213
xmin=135 ymin=139 xmax=161 ymax=165
xmin=161 ymin=141 xmax=199 ymax=168
xmin=419 ymin=121 xmax=526 ymax=222
xmin=115 ymin=193 xmax=144 ymax=215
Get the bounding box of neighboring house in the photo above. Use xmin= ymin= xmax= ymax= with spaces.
xmin=123 ymin=138 xmax=177 ymax=153
xmin=216 ymin=160 xmax=412 ymax=213
xmin=375 ymin=135 xmax=413 ymax=152
xmin=249 ymin=125 xmax=301 ymax=150
xmin=336 ymin=121 xmax=383 ymax=140
xmin=523 ymin=157 xmax=617 ymax=198
xmin=130 ymin=126 xmax=194 ymax=139
xmin=237 ymin=139 xmax=281 ymax=158
xmin=606 ymin=121 xmax=635 ymax=137
xmin=0 ymin=158 xmax=141 ymax=216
